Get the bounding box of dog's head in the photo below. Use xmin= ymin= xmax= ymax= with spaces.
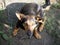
xmin=16 ymin=12 xmax=43 ymax=38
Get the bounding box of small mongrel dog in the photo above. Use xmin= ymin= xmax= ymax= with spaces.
xmin=13 ymin=3 xmax=46 ymax=39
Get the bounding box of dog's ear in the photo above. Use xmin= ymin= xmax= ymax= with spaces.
xmin=15 ymin=12 xmax=26 ymax=20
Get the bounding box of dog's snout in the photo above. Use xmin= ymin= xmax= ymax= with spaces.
xmin=27 ymin=30 xmax=33 ymax=39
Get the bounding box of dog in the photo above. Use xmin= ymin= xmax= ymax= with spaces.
xmin=13 ymin=3 xmax=46 ymax=39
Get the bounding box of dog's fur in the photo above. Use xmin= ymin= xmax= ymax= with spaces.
xmin=13 ymin=3 xmax=46 ymax=39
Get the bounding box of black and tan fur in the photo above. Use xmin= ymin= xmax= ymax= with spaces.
xmin=13 ymin=3 xmax=46 ymax=39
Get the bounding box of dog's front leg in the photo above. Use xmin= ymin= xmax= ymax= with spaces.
xmin=38 ymin=16 xmax=46 ymax=32
xmin=33 ymin=30 xmax=41 ymax=39
xmin=13 ymin=26 xmax=19 ymax=36
xmin=13 ymin=20 xmax=20 ymax=36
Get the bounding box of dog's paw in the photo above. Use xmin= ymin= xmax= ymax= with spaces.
xmin=35 ymin=34 xmax=41 ymax=39
xmin=34 ymin=30 xmax=41 ymax=39
xmin=13 ymin=30 xmax=18 ymax=36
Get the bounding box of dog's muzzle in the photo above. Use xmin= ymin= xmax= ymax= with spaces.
xmin=27 ymin=23 xmax=38 ymax=39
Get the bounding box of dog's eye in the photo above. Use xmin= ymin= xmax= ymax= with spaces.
xmin=35 ymin=17 xmax=41 ymax=20
xmin=23 ymin=22 xmax=28 ymax=29
xmin=38 ymin=18 xmax=41 ymax=20
xmin=36 ymin=18 xmax=41 ymax=21
xmin=24 ymin=22 xmax=28 ymax=25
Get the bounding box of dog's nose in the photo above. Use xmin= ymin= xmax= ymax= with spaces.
xmin=27 ymin=30 xmax=33 ymax=39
